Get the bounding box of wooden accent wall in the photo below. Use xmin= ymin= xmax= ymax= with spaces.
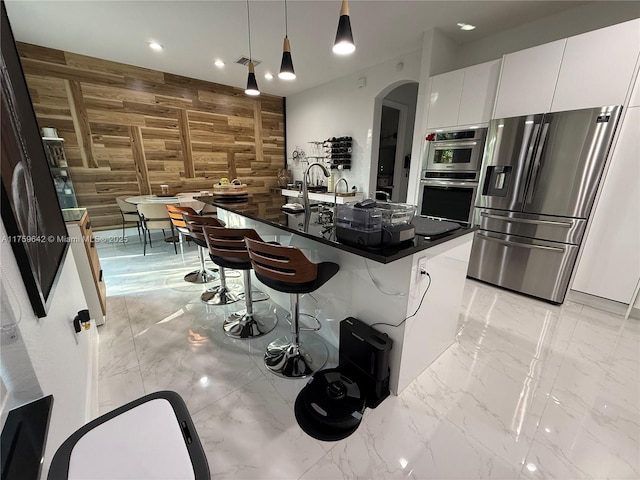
xmin=17 ymin=43 xmax=286 ymax=230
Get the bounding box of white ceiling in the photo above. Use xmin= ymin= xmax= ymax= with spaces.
xmin=5 ymin=1 xmax=590 ymax=97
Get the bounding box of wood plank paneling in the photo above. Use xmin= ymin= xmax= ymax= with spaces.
xmin=17 ymin=42 xmax=285 ymax=230
xmin=179 ymin=110 xmax=195 ymax=178
xmin=65 ymin=80 xmax=97 ymax=168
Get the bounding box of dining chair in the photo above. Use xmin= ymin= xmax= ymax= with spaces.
xmin=137 ymin=203 xmax=172 ymax=255
xmin=116 ymin=196 xmax=141 ymax=240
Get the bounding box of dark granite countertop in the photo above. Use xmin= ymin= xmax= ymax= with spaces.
xmin=197 ymin=197 xmax=476 ymax=264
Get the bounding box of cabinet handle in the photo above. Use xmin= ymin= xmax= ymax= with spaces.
xmin=90 ymin=238 xmax=95 ymax=248
xmin=86 ymin=221 xmax=91 ymax=230
xmin=99 ymin=270 xmax=103 ymax=282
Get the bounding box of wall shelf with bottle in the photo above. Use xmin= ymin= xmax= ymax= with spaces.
xmin=324 ymin=136 xmax=352 ymax=170
xmin=42 ymin=134 xmax=79 ymax=208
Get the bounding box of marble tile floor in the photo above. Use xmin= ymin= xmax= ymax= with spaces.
xmin=95 ymin=228 xmax=639 ymax=480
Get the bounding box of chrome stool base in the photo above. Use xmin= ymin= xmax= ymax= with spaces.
xmin=223 ymin=310 xmax=277 ymax=339
xmin=201 ymin=285 xmax=242 ymax=305
xmin=264 ymin=335 xmax=328 ymax=378
xmin=184 ymin=268 xmax=218 ymax=284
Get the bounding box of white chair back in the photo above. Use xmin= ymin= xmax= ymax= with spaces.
xmin=137 ymin=203 xmax=172 ymax=230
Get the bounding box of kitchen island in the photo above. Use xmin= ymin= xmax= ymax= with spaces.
xmin=198 ymin=196 xmax=474 ymax=394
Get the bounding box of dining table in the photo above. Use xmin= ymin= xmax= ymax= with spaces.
xmin=124 ymin=193 xmax=212 ymax=243
xmin=124 ymin=193 xmax=209 ymax=210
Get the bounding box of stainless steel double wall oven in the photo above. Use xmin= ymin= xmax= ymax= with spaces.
xmin=418 ymin=127 xmax=487 ymax=225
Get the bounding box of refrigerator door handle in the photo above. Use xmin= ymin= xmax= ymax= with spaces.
xmin=526 ymin=122 xmax=550 ymax=204
xmin=434 ymin=141 xmax=479 ymax=148
xmin=517 ymin=123 xmax=541 ymax=205
xmin=476 ymin=232 xmax=565 ymax=253
xmin=480 ymin=212 xmax=572 ymax=228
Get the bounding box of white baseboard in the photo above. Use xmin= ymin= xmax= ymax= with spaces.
xmin=85 ymin=321 xmax=100 ymax=421
xmin=568 ymin=290 xmax=640 ymax=320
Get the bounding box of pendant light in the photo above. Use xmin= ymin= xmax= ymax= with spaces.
xmin=278 ymin=0 xmax=295 ymax=80
xmin=245 ymin=0 xmax=260 ymax=96
xmin=333 ymin=0 xmax=355 ymax=55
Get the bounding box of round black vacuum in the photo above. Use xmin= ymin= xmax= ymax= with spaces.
xmin=294 ymin=368 xmax=366 ymax=441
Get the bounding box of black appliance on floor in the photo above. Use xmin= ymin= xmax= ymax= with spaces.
xmin=295 ymin=317 xmax=392 ymax=441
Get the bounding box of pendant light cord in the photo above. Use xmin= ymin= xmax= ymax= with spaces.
xmin=246 ymin=0 xmax=252 ymax=61
xmin=284 ymin=0 xmax=288 ymax=36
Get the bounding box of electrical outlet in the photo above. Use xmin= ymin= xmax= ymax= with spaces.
xmin=416 ymin=256 xmax=427 ymax=282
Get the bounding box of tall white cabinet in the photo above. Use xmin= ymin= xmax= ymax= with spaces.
xmin=572 ymin=75 xmax=640 ymax=305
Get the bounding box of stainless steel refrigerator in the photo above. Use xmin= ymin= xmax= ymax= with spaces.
xmin=467 ymin=105 xmax=622 ymax=304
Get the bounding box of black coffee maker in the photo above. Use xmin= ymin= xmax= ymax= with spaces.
xmin=294 ymin=317 xmax=392 ymax=441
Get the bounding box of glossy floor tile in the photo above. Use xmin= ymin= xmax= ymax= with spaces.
xmin=96 ymin=228 xmax=640 ymax=479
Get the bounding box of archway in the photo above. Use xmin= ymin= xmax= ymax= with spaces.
xmin=369 ymin=81 xmax=419 ymax=203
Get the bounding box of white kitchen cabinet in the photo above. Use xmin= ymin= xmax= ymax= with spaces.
xmin=551 ymin=19 xmax=640 ymax=112
xmin=426 ymin=69 xmax=464 ymax=129
xmin=458 ymin=60 xmax=501 ymax=126
xmin=426 ymin=59 xmax=501 ymax=129
xmin=493 ymin=39 xmax=566 ymax=119
xmin=572 ymin=106 xmax=640 ymax=304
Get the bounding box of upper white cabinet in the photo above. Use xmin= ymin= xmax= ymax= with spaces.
xmin=458 ymin=60 xmax=501 ymax=126
xmin=426 ymin=69 xmax=464 ymax=129
xmin=427 ymin=59 xmax=501 ymax=129
xmin=551 ymin=19 xmax=640 ymax=112
xmin=572 ymin=106 xmax=640 ymax=304
xmin=493 ymin=39 xmax=566 ymax=119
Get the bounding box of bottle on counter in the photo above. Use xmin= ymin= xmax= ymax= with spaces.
xmin=327 ymin=173 xmax=335 ymax=193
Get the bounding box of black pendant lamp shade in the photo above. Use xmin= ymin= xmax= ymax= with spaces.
xmin=244 ymin=0 xmax=260 ymax=96
xmin=279 ymin=36 xmax=295 ymax=80
xmin=245 ymin=61 xmax=260 ymax=96
xmin=333 ymin=0 xmax=355 ymax=55
xmin=279 ymin=0 xmax=295 ymax=80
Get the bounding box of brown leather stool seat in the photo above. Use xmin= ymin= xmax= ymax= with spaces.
xmin=202 ymin=226 xmax=277 ymax=339
xmin=245 ymin=238 xmax=339 ymax=378
xmin=181 ymin=213 xmax=243 ymax=304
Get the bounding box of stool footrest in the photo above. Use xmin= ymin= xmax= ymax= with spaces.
xmin=285 ymin=312 xmax=321 ymax=332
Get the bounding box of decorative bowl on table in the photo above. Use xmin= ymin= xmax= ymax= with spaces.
xmin=213 ymin=178 xmax=248 ymax=197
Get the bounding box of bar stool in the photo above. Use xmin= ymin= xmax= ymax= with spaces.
xmin=202 ymin=226 xmax=277 ymax=339
xmin=245 ymin=238 xmax=339 ymax=378
xmin=180 ymin=213 xmax=219 ymax=284
xmin=166 ymin=205 xmax=195 ymax=255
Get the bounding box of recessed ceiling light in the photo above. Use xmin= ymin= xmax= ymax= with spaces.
xmin=264 ymin=73 xmax=274 ymax=80
xmin=457 ymin=22 xmax=476 ymax=31
xmin=214 ymin=60 xmax=225 ymax=67
xmin=149 ymin=42 xmax=164 ymax=51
